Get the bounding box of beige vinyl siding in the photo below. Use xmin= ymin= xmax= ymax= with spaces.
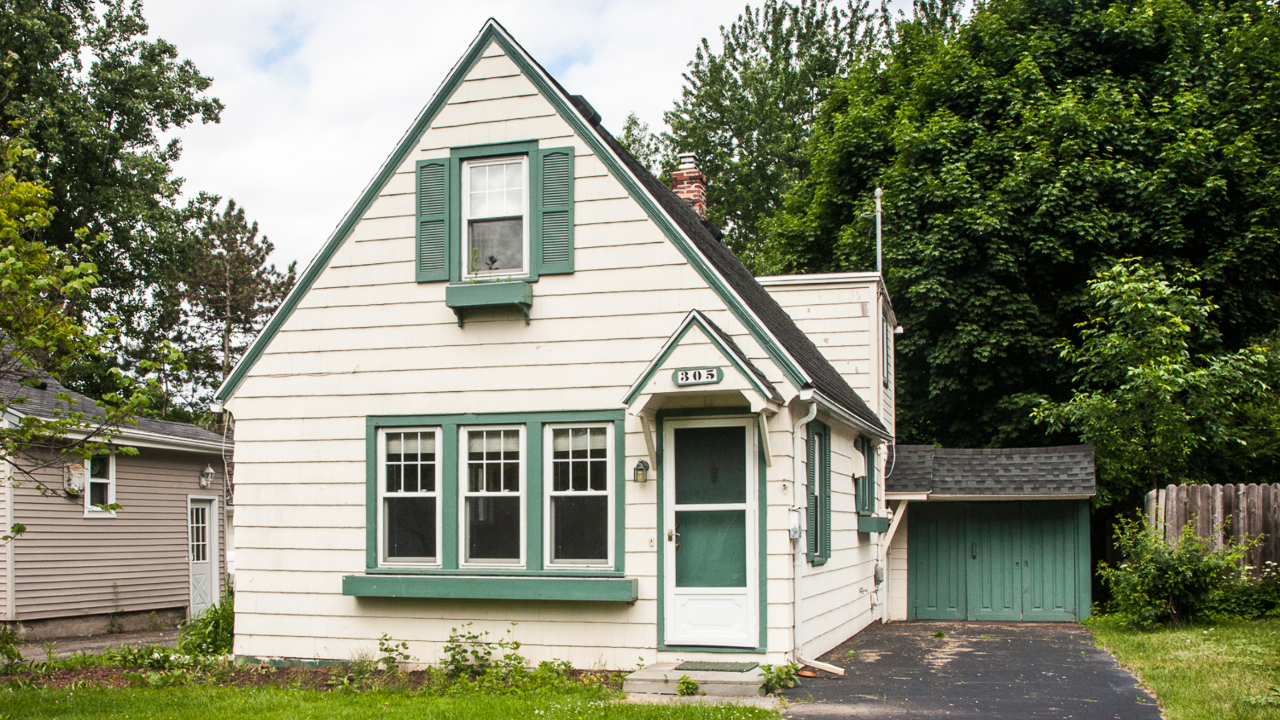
xmin=227 ymin=40 xmax=794 ymax=667
xmin=11 ymin=449 xmax=225 ymax=621
xmin=1 ymin=468 xmax=10 ymax=620
xmin=798 ymin=417 xmax=881 ymax=658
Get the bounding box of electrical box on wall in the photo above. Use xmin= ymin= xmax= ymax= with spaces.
xmin=64 ymin=463 xmax=86 ymax=495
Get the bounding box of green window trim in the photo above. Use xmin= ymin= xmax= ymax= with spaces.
xmin=855 ymin=437 xmax=876 ymax=517
xmin=365 ymin=410 xmax=625 ymax=584
xmin=807 ymin=420 xmax=832 ymax=565
xmin=342 ymin=574 xmax=637 ymax=602
xmin=415 ymin=142 xmax=575 ymax=289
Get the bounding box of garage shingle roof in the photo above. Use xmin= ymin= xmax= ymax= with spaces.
xmin=887 ymin=445 xmax=1095 ymax=497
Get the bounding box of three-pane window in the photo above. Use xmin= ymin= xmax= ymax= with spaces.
xmin=380 ymin=430 xmax=440 ymax=564
xmin=547 ymin=426 xmax=610 ymax=566
xmin=463 ymin=427 xmax=523 ymax=565
xmin=463 ymin=156 xmax=527 ymax=278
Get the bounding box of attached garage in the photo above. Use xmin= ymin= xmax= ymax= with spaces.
xmin=884 ymin=446 xmax=1094 ymax=623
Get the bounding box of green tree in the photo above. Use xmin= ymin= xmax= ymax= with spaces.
xmin=179 ymin=197 xmax=295 ymax=423
xmin=0 ymin=139 xmax=175 ymax=541
xmin=0 ymin=0 xmax=222 ymax=398
xmin=616 ymin=112 xmax=666 ymax=177
xmin=1033 ymin=260 xmax=1275 ymax=506
xmin=766 ymin=0 xmax=1280 ymax=453
xmin=666 ymin=0 xmax=886 ymax=271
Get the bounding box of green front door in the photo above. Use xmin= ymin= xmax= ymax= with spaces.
xmin=909 ymin=501 xmax=1088 ymax=621
xmin=663 ymin=418 xmax=759 ymax=647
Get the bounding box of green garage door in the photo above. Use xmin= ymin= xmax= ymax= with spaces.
xmin=908 ymin=501 xmax=1090 ymax=621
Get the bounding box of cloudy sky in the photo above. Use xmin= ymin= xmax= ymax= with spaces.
xmin=143 ymin=0 xmax=758 ymax=271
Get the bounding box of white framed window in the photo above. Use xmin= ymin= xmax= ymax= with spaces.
xmin=378 ymin=428 xmax=442 ymax=566
xmin=84 ymin=452 xmax=115 ymax=518
xmin=459 ymin=426 xmax=525 ymax=567
xmin=544 ymin=424 xmax=613 ymax=568
xmin=462 ymin=155 xmax=529 ymax=280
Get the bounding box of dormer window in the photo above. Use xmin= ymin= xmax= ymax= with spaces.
xmin=463 ymin=156 xmax=528 ymax=279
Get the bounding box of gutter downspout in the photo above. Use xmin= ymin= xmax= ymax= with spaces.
xmin=792 ymin=390 xmax=816 ymax=664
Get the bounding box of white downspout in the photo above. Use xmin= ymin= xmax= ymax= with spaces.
xmin=791 ymin=392 xmax=816 ymax=664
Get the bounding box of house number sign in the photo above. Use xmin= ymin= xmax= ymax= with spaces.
xmin=673 ymin=367 xmax=722 ymax=386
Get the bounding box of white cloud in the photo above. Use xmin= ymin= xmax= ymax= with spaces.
xmin=143 ymin=0 xmax=748 ymax=270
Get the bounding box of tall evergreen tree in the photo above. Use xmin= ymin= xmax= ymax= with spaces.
xmin=766 ymin=0 xmax=1280 ymax=470
xmin=180 ymin=197 xmax=295 ymax=422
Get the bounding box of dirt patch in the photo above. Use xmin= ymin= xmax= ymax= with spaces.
xmin=5 ymin=664 xmax=623 ymax=693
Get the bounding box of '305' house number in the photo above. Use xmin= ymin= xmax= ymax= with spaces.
xmin=672 ymin=367 xmax=722 ymax=386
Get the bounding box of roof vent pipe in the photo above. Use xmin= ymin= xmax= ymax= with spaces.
xmin=671 ymin=153 xmax=708 ymax=219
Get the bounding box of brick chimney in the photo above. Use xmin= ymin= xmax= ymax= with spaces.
xmin=671 ymin=152 xmax=707 ymax=218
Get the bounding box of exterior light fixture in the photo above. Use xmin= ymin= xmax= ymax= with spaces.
xmin=200 ymin=464 xmax=216 ymax=488
xmin=633 ymin=459 xmax=650 ymax=484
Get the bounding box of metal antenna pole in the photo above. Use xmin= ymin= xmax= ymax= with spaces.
xmin=874 ymin=187 xmax=883 ymax=274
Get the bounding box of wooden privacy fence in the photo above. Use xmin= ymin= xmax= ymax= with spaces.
xmin=1144 ymin=484 xmax=1280 ymax=571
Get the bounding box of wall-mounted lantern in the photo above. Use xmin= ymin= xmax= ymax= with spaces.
xmin=200 ymin=464 xmax=216 ymax=488
xmin=633 ymin=459 xmax=650 ymax=484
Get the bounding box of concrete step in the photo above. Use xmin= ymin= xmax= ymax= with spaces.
xmin=623 ymin=662 xmax=765 ymax=698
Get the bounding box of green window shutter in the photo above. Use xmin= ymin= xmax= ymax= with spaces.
xmin=416 ymin=158 xmax=450 ymax=282
xmin=536 ymin=147 xmax=575 ymax=275
xmin=806 ymin=425 xmax=817 ymax=564
xmin=866 ymin=440 xmax=877 ymax=514
xmin=821 ymin=424 xmax=832 ymax=562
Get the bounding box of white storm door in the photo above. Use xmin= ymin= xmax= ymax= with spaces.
xmin=189 ymin=499 xmax=215 ymax=615
xmin=662 ymin=417 xmax=759 ymax=648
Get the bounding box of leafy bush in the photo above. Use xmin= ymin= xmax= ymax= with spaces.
xmin=676 ymin=675 xmax=699 ymax=696
xmin=1098 ymin=517 xmax=1261 ymax=628
xmin=0 ymin=625 xmax=26 ymax=674
xmin=759 ymin=662 xmax=799 ymax=695
xmin=178 ymin=591 xmax=233 ymax=656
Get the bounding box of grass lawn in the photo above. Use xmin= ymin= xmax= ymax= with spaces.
xmin=1090 ymin=616 xmax=1280 ymax=720
xmin=0 ymin=685 xmax=781 ymax=719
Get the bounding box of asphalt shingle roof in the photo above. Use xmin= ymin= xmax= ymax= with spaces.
xmin=887 ymin=445 xmax=1096 ymax=497
xmin=1 ymin=373 xmax=226 ymax=446
xmin=583 ymin=116 xmax=886 ymax=434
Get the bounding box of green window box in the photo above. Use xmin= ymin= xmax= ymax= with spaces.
xmin=858 ymin=515 xmax=891 ymax=534
xmin=445 ymin=281 xmax=533 ymax=326
xmin=342 ymin=574 xmax=638 ymax=602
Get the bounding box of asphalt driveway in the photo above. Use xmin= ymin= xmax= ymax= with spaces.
xmin=783 ymin=621 xmax=1161 ymax=719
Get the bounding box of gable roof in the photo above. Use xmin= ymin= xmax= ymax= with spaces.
xmin=1 ymin=373 xmax=226 ymax=450
xmin=887 ymin=445 xmax=1096 ymax=498
xmin=213 ymin=19 xmax=888 ymax=439
xmin=622 ymin=309 xmax=783 ymax=407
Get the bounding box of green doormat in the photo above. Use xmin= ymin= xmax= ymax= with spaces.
xmin=674 ymin=661 xmax=759 ymax=672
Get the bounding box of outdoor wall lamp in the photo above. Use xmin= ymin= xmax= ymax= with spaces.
xmin=633 ymin=459 xmax=650 ymax=484
xmin=200 ymin=464 xmax=216 ymax=488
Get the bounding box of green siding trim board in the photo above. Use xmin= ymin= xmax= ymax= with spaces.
xmin=215 ymin=20 xmax=810 ymax=404
xmin=342 ymin=575 xmax=638 ymax=602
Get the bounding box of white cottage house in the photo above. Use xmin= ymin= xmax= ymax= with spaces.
xmin=216 ymin=19 xmax=900 ymax=668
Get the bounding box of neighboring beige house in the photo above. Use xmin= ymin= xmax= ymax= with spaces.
xmin=1 ymin=375 xmax=229 ymax=638
xmin=216 ymin=19 xmax=899 ymax=668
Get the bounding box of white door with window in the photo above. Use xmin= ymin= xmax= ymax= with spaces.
xmin=662 ymin=417 xmax=759 ymax=648
xmin=189 ymin=498 xmax=217 ymax=616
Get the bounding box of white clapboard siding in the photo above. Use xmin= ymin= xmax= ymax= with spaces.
xmin=888 ymin=508 xmax=909 ymax=621
xmin=223 ymin=38 xmax=851 ymax=666
xmin=11 ymin=449 xmax=226 ymax=621
xmin=0 ymin=478 xmax=10 ymax=619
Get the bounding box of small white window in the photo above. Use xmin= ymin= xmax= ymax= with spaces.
xmin=460 ymin=426 xmax=524 ymax=566
xmin=190 ymin=504 xmax=208 ymax=562
xmin=84 ymin=453 xmax=115 ymax=517
xmin=462 ymin=156 xmax=528 ymax=279
xmin=379 ymin=428 xmax=441 ymax=565
xmin=545 ymin=425 xmax=612 ymax=567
